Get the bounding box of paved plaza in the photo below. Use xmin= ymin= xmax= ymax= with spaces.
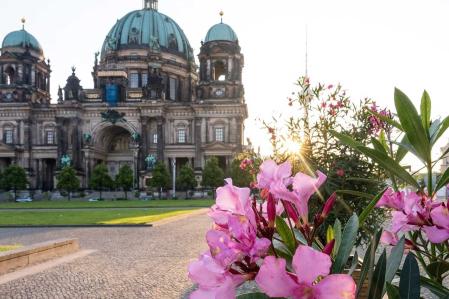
xmin=0 ymin=212 xmax=210 ymax=298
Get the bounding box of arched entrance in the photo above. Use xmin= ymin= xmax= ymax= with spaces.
xmin=92 ymin=125 xmax=136 ymax=180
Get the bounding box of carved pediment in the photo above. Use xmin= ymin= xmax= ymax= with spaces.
xmin=0 ymin=141 xmax=16 ymax=157
xmin=203 ymin=142 xmax=235 ymax=151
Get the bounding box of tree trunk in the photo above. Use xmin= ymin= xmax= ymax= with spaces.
xmin=14 ymin=188 xmax=17 ymax=202
xmin=125 ymin=190 xmax=128 ymax=200
xmin=99 ymin=189 xmax=102 ymax=201
xmin=68 ymin=191 xmax=71 ymax=201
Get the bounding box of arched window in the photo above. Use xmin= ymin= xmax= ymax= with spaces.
xmin=5 ymin=66 xmax=15 ymax=85
xmin=213 ymin=61 xmax=226 ymax=81
xmin=45 ymin=129 xmax=55 ymax=145
xmin=3 ymin=126 xmax=14 ymax=144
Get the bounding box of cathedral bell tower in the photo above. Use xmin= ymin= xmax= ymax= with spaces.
xmin=197 ymin=12 xmax=244 ymax=102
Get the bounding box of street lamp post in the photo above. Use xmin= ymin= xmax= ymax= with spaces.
xmin=172 ymin=158 xmax=176 ymax=199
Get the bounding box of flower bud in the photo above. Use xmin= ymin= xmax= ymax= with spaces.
xmin=322 ymin=239 xmax=335 ymax=255
xmin=283 ymin=201 xmax=299 ymax=224
xmin=267 ymin=193 xmax=276 ymax=228
xmin=322 ymin=192 xmax=337 ymax=218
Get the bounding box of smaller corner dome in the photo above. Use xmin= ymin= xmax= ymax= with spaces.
xmin=205 ymin=23 xmax=238 ymax=43
xmin=2 ymin=29 xmax=43 ymax=55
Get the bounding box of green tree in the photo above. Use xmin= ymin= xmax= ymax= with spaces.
xmin=89 ymin=164 xmax=113 ymax=200
xmin=2 ymin=164 xmax=28 ymax=201
xmin=230 ymin=150 xmax=262 ymax=187
xmin=147 ymin=161 xmax=170 ymax=199
xmin=202 ymin=157 xmax=225 ymax=194
xmin=176 ymin=163 xmax=197 ymax=198
xmin=115 ymin=164 xmax=134 ymax=200
xmin=56 ymin=166 xmax=80 ymax=201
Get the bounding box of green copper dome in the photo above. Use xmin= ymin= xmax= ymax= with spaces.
xmin=101 ymin=9 xmax=193 ymax=61
xmin=2 ymin=29 xmax=43 ymax=54
xmin=205 ymin=23 xmax=238 ymax=43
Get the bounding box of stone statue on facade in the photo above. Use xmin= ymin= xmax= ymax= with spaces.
xmin=145 ymin=154 xmax=156 ymax=170
xmin=61 ymin=154 xmax=72 ymax=168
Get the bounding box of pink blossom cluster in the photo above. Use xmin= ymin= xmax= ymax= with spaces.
xmin=377 ymin=188 xmax=449 ymax=245
xmin=368 ymin=103 xmax=391 ymax=134
xmin=239 ymin=158 xmax=253 ymax=171
xmin=188 ymin=160 xmax=357 ymax=299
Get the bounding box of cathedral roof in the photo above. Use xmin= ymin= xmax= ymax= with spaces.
xmin=101 ymin=8 xmax=193 ymax=61
xmin=2 ymin=28 xmax=43 ymax=55
xmin=205 ymin=23 xmax=238 ymax=43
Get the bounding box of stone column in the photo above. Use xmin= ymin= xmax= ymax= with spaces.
xmin=194 ymin=117 xmax=202 ymax=170
xmin=36 ymin=159 xmax=43 ymax=190
xmin=157 ymin=118 xmax=165 ymax=161
xmin=140 ymin=117 xmax=150 ymax=170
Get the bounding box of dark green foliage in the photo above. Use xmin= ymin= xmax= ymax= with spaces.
xmin=56 ymin=166 xmax=80 ymax=200
xmin=202 ymin=157 xmax=225 ymax=189
xmin=229 ymin=150 xmax=262 ymax=187
xmin=89 ymin=164 xmax=113 ymax=200
xmin=399 ymin=253 xmax=420 ymax=299
xmin=147 ymin=161 xmax=170 ymax=196
xmin=2 ymin=164 xmax=28 ymax=200
xmin=115 ymin=165 xmax=134 ymax=200
xmin=176 ymin=163 xmax=196 ymax=195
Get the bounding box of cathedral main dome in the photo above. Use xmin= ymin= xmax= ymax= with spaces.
xmin=101 ymin=8 xmax=193 ymax=61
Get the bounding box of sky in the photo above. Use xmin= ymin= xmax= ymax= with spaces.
xmin=1 ymin=0 xmax=449 ymax=170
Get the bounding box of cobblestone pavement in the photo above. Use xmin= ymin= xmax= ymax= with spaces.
xmin=0 ymin=212 xmax=210 ymax=299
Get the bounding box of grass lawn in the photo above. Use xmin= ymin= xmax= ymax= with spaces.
xmin=0 ymin=199 xmax=214 ymax=209
xmin=0 ymin=244 xmax=21 ymax=252
xmin=0 ymin=208 xmax=200 ymax=226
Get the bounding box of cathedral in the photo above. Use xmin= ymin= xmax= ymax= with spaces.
xmin=0 ymin=0 xmax=247 ymax=190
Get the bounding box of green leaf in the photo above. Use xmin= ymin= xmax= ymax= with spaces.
xmin=272 ymin=238 xmax=293 ymax=261
xmin=355 ymin=145 xmax=420 ymax=188
xmin=431 ymin=115 xmax=449 ymax=145
xmin=399 ymin=253 xmax=420 ymax=299
xmin=420 ymin=90 xmax=431 ymax=132
xmin=333 ymin=219 xmax=342 ymax=258
xmin=356 ymin=230 xmax=382 ymax=298
xmin=237 ymin=293 xmax=274 ymax=299
xmin=367 ymin=109 xmax=403 ymax=130
xmin=427 ymin=261 xmax=449 ymax=279
xmin=332 ymin=214 xmax=359 ymax=273
xmin=275 ymin=216 xmax=296 ymax=253
xmin=358 ymin=188 xmax=387 ymax=228
xmin=330 ymin=130 xmax=363 ymax=148
xmin=395 ymin=134 xmax=409 ymax=162
xmin=368 ymin=249 xmax=387 ymax=299
xmin=420 ymin=275 xmax=449 ymax=297
xmin=336 ymin=190 xmax=374 ymax=200
xmin=386 ymin=283 xmax=400 ymax=299
xmin=434 ymin=166 xmax=449 ymax=194
xmin=394 ymin=88 xmax=430 ymax=161
xmin=371 ymin=137 xmax=388 ymax=155
xmin=385 ymin=236 xmax=405 ymax=286
xmin=326 ymin=225 xmax=334 ymax=244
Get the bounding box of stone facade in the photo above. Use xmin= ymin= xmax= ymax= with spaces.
xmin=0 ymin=1 xmax=247 ymax=190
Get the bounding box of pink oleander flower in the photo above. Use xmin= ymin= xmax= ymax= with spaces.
xmin=188 ymin=252 xmax=244 ymax=299
xmin=257 ymin=160 xmax=292 ymax=190
xmin=270 ymin=170 xmax=327 ymax=223
xmin=256 ymin=245 xmax=356 ymax=299
xmin=376 ymin=188 xmax=404 ymax=210
xmin=212 ymin=178 xmax=251 ymax=216
xmin=240 ymin=158 xmax=253 ymax=170
xmin=422 ymin=204 xmax=449 ymax=243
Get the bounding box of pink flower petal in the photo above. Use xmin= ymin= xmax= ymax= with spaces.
xmin=430 ymin=205 xmax=449 ymax=229
xmin=292 ymin=245 xmax=331 ymax=285
xmin=314 ymin=274 xmax=356 ymax=299
xmin=380 ymin=231 xmax=399 ymax=246
xmin=292 ymin=171 xmax=327 ymax=203
xmin=422 ymin=225 xmax=449 ymax=244
xmin=190 ymin=275 xmax=242 ymax=299
xmin=215 ymin=179 xmax=251 ymax=215
xmin=188 ymin=252 xmax=226 ymax=288
xmin=255 ymin=256 xmax=298 ymax=298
